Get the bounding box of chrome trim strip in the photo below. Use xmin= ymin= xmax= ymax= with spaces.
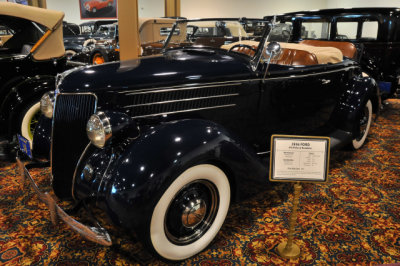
xmin=16 ymin=158 xmax=112 ymax=246
xmin=117 ymin=66 xmax=357 ymax=95
xmin=72 ymin=143 xmax=92 ymax=201
xmin=50 ymin=92 xmax=98 ymax=183
xmin=257 ymin=151 xmax=270 ymax=155
xmin=122 ymin=82 xmax=243 ymax=96
xmin=124 ymin=93 xmax=239 ymax=108
xmin=265 ymin=66 xmax=357 ymax=81
xmin=132 ymin=104 xmax=236 ymax=119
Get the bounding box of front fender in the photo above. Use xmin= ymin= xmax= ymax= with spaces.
xmin=330 ymin=74 xmax=379 ymax=134
xmin=74 ymin=119 xmax=267 ymax=231
xmin=0 ymin=75 xmax=55 ymax=139
xmin=32 ymin=115 xmax=52 ymax=159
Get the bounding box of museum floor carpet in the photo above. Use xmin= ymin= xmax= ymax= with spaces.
xmin=0 ymin=100 xmax=400 ymax=265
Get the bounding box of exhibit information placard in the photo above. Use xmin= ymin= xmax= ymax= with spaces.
xmin=269 ymin=135 xmax=330 ymax=182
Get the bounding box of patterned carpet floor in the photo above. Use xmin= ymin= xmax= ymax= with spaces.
xmin=0 ymin=100 xmax=400 ymax=265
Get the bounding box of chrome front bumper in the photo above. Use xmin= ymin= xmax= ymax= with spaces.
xmin=16 ymin=157 xmax=112 ymax=246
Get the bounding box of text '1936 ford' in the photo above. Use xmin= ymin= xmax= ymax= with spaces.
xmin=17 ymin=18 xmax=380 ymax=261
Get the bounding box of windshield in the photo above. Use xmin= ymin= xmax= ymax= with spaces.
xmin=96 ymin=25 xmax=116 ymax=37
xmin=163 ymin=19 xmax=267 ymax=55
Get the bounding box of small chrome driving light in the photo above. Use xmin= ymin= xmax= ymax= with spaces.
xmin=40 ymin=91 xmax=55 ymax=118
xmin=86 ymin=112 xmax=112 ymax=148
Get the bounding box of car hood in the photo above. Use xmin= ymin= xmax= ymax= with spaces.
xmin=57 ymin=48 xmax=254 ymax=93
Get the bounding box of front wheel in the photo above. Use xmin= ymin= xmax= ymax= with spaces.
xmin=20 ymin=101 xmax=41 ymax=147
xmin=149 ymin=164 xmax=230 ymax=261
xmin=351 ymin=99 xmax=372 ymax=150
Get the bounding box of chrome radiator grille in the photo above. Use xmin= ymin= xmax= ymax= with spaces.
xmin=123 ymin=85 xmax=239 ymax=118
xmin=51 ymin=93 xmax=97 ymax=199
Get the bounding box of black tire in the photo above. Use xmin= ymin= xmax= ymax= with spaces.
xmin=351 ymin=99 xmax=372 ymax=150
xmin=146 ymin=164 xmax=231 ymax=261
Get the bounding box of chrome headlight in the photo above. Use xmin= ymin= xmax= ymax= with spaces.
xmin=40 ymin=91 xmax=55 ymax=118
xmin=86 ymin=111 xmax=112 ymax=148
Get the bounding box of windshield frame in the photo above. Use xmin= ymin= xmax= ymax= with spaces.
xmin=162 ymin=18 xmax=271 ymax=68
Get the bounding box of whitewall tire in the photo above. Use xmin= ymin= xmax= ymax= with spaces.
xmin=20 ymin=101 xmax=41 ymax=147
xmin=351 ymin=100 xmax=372 ymax=150
xmin=150 ymin=164 xmax=230 ymax=261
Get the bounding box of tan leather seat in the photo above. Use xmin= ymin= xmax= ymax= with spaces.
xmin=231 ymin=45 xmax=318 ymax=65
xmin=275 ymin=48 xmax=318 ymax=65
xmin=300 ymin=40 xmax=357 ymax=59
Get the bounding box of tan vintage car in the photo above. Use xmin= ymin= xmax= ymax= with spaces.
xmin=0 ymin=2 xmax=68 ymax=153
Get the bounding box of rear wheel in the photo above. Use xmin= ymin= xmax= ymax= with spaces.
xmin=148 ymin=164 xmax=230 ymax=261
xmin=351 ymin=100 xmax=372 ymax=150
xmin=20 ymin=101 xmax=41 ymax=147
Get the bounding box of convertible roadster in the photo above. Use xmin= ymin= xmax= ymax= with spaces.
xmin=17 ymin=18 xmax=379 ymax=261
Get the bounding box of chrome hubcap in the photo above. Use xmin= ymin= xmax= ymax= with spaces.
xmin=181 ymin=198 xmax=207 ymax=228
xmin=165 ymin=180 xmax=218 ymax=245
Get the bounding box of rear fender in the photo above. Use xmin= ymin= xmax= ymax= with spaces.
xmin=74 ymin=119 xmax=267 ymax=230
xmin=330 ymin=74 xmax=379 ymax=135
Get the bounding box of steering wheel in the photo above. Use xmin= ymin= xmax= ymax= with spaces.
xmin=228 ymin=44 xmax=257 ymax=55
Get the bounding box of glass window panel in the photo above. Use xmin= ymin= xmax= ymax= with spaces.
xmin=336 ymin=21 xmax=358 ymax=40
xmin=361 ymin=21 xmax=378 ymax=39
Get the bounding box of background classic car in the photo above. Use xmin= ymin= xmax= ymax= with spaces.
xmin=20 ymin=18 xmax=379 ymax=261
xmin=63 ymin=21 xmax=117 ymax=59
xmin=265 ymin=8 xmax=400 ymax=99
xmin=0 ymin=3 xmax=68 ymax=152
xmin=70 ymin=18 xmax=178 ymax=64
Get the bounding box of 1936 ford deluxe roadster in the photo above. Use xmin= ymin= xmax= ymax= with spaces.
xmin=17 ymin=18 xmax=380 ymax=261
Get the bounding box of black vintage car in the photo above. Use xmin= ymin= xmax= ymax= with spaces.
xmin=71 ymin=18 xmax=178 ymax=65
xmin=63 ymin=21 xmax=80 ymax=36
xmin=18 ymin=18 xmax=379 ymax=261
xmin=265 ymin=8 xmax=400 ymax=99
xmin=63 ymin=21 xmax=117 ymax=59
xmin=0 ymin=3 xmax=68 ymax=149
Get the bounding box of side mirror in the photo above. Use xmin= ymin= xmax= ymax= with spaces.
xmin=265 ymin=41 xmax=281 ymax=57
xmin=262 ymin=42 xmax=282 ymax=83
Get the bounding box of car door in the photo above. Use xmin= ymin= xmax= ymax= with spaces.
xmin=257 ymin=63 xmax=345 ymax=151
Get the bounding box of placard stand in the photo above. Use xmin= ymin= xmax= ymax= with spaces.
xmin=276 ymin=181 xmax=302 ymax=259
xmin=269 ymin=135 xmax=330 ymax=260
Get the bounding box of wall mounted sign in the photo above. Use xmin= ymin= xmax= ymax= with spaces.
xmin=79 ymin=0 xmax=118 ymax=20
xmin=269 ymin=135 xmax=330 ymax=183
